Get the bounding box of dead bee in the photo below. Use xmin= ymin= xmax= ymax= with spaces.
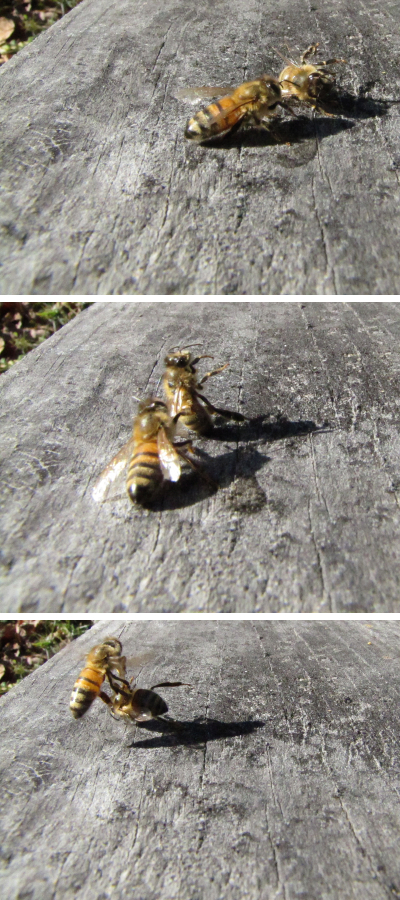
xmin=277 ymin=43 xmax=345 ymax=111
xmin=109 ymin=677 xmax=190 ymax=729
xmin=163 ymin=348 xmax=246 ymax=435
xmin=184 ymin=76 xmax=283 ymax=141
xmin=92 ymin=396 xmax=213 ymax=504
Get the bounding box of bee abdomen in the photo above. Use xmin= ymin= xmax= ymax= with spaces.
xmin=180 ymin=409 xmax=211 ymax=434
xmin=176 ymin=393 xmax=212 ymax=434
xmin=69 ymin=669 xmax=103 ymax=718
xmin=127 ymin=444 xmax=162 ymax=498
xmin=185 ymin=100 xmax=239 ymax=141
xmin=134 ymin=688 xmax=168 ymax=717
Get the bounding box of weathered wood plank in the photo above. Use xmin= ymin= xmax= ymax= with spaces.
xmin=1 ymin=300 xmax=400 ymax=613
xmin=0 ymin=0 xmax=399 ymax=294
xmin=1 ymin=620 xmax=400 ymax=900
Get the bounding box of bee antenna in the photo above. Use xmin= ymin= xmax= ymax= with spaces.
xmin=178 ymin=342 xmax=204 ymax=350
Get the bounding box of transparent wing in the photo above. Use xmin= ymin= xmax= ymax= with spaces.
xmin=157 ymin=429 xmax=182 ymax=482
xmin=126 ymin=650 xmax=157 ymax=669
xmin=92 ymin=438 xmax=134 ymax=502
xmin=168 ymin=385 xmax=187 ymax=419
xmin=76 ymin=648 xmax=156 ymax=668
xmin=273 ymin=46 xmax=295 ymax=66
xmin=202 ymin=100 xmax=249 ymax=128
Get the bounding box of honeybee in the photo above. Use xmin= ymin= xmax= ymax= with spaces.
xmin=110 ymin=678 xmax=189 ymax=726
xmin=184 ymin=76 xmax=283 ymax=142
xmin=277 ymin=43 xmax=345 ymax=110
xmin=163 ymin=349 xmax=246 ymax=435
xmin=92 ymin=397 xmax=211 ymax=504
xmin=70 ymin=637 xmax=128 ymax=719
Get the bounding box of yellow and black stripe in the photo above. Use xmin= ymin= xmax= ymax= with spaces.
xmin=185 ymin=97 xmax=245 ymax=141
xmin=177 ymin=395 xmax=212 ymax=434
xmin=127 ymin=440 xmax=162 ymax=499
xmin=131 ymin=688 xmax=168 ymax=718
xmin=185 ymin=78 xmax=282 ymax=143
xmin=69 ymin=666 xmax=104 ymax=718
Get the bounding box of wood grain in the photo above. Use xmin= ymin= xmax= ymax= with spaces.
xmin=1 ymin=620 xmax=400 ymax=900
xmin=0 ymin=0 xmax=399 ymax=294
xmin=1 ymin=301 xmax=400 ymax=613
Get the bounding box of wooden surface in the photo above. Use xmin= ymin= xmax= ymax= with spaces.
xmin=1 ymin=620 xmax=400 ymax=900
xmin=0 ymin=0 xmax=400 ymax=294
xmin=1 ymin=300 xmax=400 ymax=613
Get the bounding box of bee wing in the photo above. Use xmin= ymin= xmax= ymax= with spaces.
xmin=168 ymin=385 xmax=188 ymax=419
xmin=125 ymin=650 xmax=157 ymax=670
xmin=75 ymin=649 xmax=156 ymax=669
xmin=273 ymin=46 xmax=296 ymax=67
xmin=92 ymin=438 xmax=134 ymax=502
xmin=174 ymin=85 xmax=234 ymax=104
xmin=157 ymin=429 xmax=182 ymax=482
xmin=208 ymin=101 xmax=249 ymax=128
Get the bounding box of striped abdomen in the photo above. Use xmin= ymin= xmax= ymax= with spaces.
xmin=130 ymin=688 xmax=168 ymax=720
xmin=177 ymin=391 xmax=212 ymax=434
xmin=127 ymin=439 xmax=162 ymax=499
xmin=70 ymin=666 xmax=104 ymax=718
xmin=185 ymin=96 xmax=245 ymax=141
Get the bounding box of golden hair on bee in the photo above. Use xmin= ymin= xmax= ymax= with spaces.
xmin=109 ymin=677 xmax=190 ymax=727
xmin=277 ymin=43 xmax=345 ymax=110
xmin=184 ymin=76 xmax=282 ymax=142
xmin=69 ymin=637 xmax=128 ymax=719
xmin=163 ymin=348 xmax=246 ymax=435
xmin=92 ymin=395 xmax=215 ymax=504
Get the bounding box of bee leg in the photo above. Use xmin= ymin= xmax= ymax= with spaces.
xmin=196 ymin=393 xmax=247 ymax=422
xmin=175 ymin=446 xmax=218 ymax=488
xmin=113 ymin=655 xmax=127 ymax=679
xmin=173 ymin=409 xmax=193 ymax=426
xmin=320 ymin=58 xmax=346 ymax=67
xmin=172 ymin=412 xmax=196 ymax=435
xmin=247 ymin=114 xmax=281 ymax=142
xmin=301 ymin=43 xmax=319 ymax=64
xmin=107 ymin=671 xmax=132 ymax=694
xmin=150 ymin=681 xmax=191 ymax=689
xmin=99 ymin=690 xmax=114 ymax=707
xmin=173 ymin=439 xmax=194 ymax=448
xmin=312 ymin=101 xmax=336 ymax=117
xmin=197 ymin=362 xmax=229 ymax=386
xmin=156 ymin=715 xmax=184 ymax=731
xmin=279 ymin=99 xmax=300 ymax=118
xmin=190 ymin=354 xmax=214 ymax=367
xmin=172 ymin=437 xmax=196 ymax=453
xmin=259 ymin=121 xmax=279 ymax=140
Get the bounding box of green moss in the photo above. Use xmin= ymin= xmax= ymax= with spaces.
xmin=0 ymin=620 xmax=93 ymax=694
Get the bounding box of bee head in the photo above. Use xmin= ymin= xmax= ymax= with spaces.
xmin=307 ymin=69 xmax=335 ymax=97
xmin=138 ymin=397 xmax=168 ymax=414
xmin=262 ymin=76 xmax=282 ymax=97
xmin=164 ymin=349 xmax=192 ymax=368
xmin=102 ymin=638 xmax=122 ymax=654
